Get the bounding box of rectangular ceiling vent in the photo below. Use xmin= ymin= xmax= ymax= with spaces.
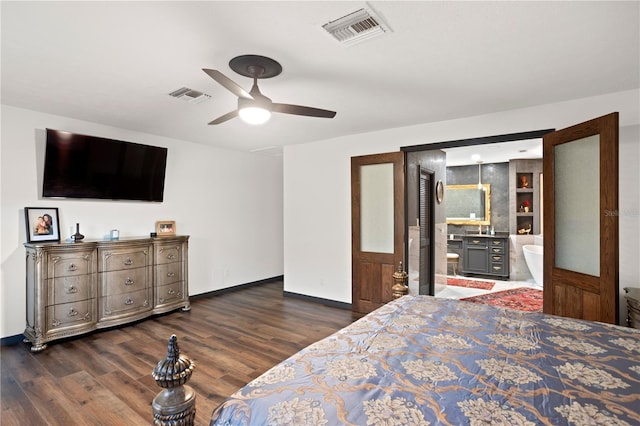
xmin=322 ymin=7 xmax=391 ymax=46
xmin=168 ymin=87 xmax=211 ymax=104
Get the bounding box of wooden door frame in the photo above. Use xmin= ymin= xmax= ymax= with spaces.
xmin=401 ymin=129 xmax=554 ymax=295
xmin=417 ymin=166 xmax=436 ymax=295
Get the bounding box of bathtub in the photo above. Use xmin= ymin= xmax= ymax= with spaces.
xmin=523 ymin=244 xmax=543 ymax=288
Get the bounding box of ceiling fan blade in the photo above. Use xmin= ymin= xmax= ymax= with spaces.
xmin=208 ymin=110 xmax=238 ymax=125
xmin=202 ymin=69 xmax=252 ymax=99
xmin=272 ymin=103 xmax=336 ymax=119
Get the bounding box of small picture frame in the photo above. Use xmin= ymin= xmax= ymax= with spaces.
xmin=155 ymin=220 xmax=176 ymax=236
xmin=24 ymin=207 xmax=61 ymax=243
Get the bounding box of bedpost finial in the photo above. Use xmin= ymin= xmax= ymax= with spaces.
xmin=152 ymin=335 xmax=197 ymax=425
xmin=166 ymin=334 xmax=179 ymax=361
xmin=392 ymin=261 xmax=409 ymax=299
xmin=152 ymin=334 xmax=195 ymax=389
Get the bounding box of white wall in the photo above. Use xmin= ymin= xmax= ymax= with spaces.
xmin=1 ymin=105 xmax=284 ymax=338
xmin=284 ymin=89 xmax=640 ymax=324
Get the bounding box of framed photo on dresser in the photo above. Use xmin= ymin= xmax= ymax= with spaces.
xmin=24 ymin=207 xmax=61 ymax=243
xmin=156 ymin=220 xmax=176 ymax=236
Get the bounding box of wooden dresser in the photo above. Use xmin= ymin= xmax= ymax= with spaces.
xmin=24 ymin=235 xmax=189 ymax=352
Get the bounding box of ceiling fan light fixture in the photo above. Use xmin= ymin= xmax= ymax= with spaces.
xmin=239 ymin=106 xmax=271 ymax=125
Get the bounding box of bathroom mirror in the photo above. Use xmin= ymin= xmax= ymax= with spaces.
xmin=446 ymin=184 xmax=491 ymax=225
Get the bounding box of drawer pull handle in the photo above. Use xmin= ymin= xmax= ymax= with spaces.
xmin=167 ymin=272 xmax=175 ymax=278
xmin=67 ymin=285 xmax=78 ymax=294
xmin=124 ymin=257 xmax=133 ymax=266
xmin=493 ymin=241 xmax=501 ymax=245
xmin=492 ymin=256 xmax=502 ymax=261
xmin=125 ymin=278 xmax=134 ymax=286
xmin=68 ymin=263 xmax=78 ymax=271
xmin=492 ymin=248 xmax=501 ymax=253
xmin=472 ymin=240 xmax=480 ymax=244
xmin=124 ymin=297 xmax=134 ymax=306
xmin=167 ymin=254 xmax=175 ymax=260
xmin=168 ymin=288 xmax=176 ymax=295
xmin=68 ymin=308 xmax=78 ymax=317
xmin=492 ymin=266 xmax=502 ymax=271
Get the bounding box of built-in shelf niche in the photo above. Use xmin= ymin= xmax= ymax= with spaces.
xmin=509 ymin=160 xmax=542 ymax=235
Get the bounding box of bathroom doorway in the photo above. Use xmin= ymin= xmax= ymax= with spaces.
xmin=402 ymin=129 xmax=552 ymax=300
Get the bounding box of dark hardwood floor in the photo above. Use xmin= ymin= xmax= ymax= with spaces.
xmin=1 ymin=280 xmax=361 ymax=425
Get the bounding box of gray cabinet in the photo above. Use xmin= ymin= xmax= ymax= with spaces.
xmin=24 ymin=236 xmax=189 ymax=352
xmin=461 ymin=235 xmax=509 ymax=279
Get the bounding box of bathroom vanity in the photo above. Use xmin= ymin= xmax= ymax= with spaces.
xmin=459 ymin=235 xmax=510 ymax=279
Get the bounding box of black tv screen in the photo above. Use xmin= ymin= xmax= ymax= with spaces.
xmin=43 ymin=129 xmax=168 ymax=202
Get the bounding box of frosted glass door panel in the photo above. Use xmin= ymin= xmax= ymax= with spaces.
xmin=360 ymin=163 xmax=394 ymax=253
xmin=554 ymin=135 xmax=600 ymax=276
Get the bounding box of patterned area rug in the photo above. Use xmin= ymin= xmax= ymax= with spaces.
xmin=447 ymin=277 xmax=495 ymax=291
xmin=461 ymin=287 xmax=543 ymax=312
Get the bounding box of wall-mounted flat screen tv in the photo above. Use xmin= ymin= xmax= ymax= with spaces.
xmin=43 ymin=128 xmax=168 ymax=202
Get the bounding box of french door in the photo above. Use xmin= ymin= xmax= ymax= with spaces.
xmin=543 ymin=112 xmax=619 ymax=323
xmin=351 ymin=152 xmax=405 ymax=314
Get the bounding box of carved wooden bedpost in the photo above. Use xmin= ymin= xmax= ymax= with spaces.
xmin=392 ymin=261 xmax=409 ymax=298
xmin=152 ymin=334 xmax=196 ymax=425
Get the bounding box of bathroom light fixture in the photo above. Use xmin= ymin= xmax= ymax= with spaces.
xmin=477 ymin=160 xmax=484 ymax=190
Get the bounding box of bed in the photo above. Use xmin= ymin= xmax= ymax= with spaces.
xmin=210 ymin=295 xmax=640 ymax=425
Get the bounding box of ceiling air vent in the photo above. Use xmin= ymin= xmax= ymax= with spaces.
xmin=168 ymin=87 xmax=211 ymax=104
xmin=322 ymin=7 xmax=391 ymax=46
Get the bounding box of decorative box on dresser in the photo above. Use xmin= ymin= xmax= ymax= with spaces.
xmin=24 ymin=235 xmax=189 ymax=352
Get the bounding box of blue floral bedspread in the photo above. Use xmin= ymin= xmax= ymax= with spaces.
xmin=210 ymin=295 xmax=640 ymax=425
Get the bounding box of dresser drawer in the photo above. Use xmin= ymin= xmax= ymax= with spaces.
xmin=464 ymin=238 xmax=487 ymax=247
xmin=156 ymin=282 xmax=186 ymax=306
xmin=46 ymin=300 xmax=93 ymax=330
xmin=155 ymin=243 xmax=183 ymax=265
xmin=156 ymin=263 xmax=182 ymax=286
xmin=490 ymin=254 xmax=505 ymax=264
xmin=490 ymin=239 xmax=505 ymax=248
xmin=101 ymin=267 xmax=149 ymax=296
xmin=490 ymin=246 xmax=505 ymax=255
xmin=490 ymin=263 xmax=506 ymax=274
xmin=100 ymin=289 xmax=152 ymax=319
xmin=48 ymin=251 xmax=95 ymax=279
xmin=50 ymin=274 xmax=95 ymax=305
xmin=99 ymin=248 xmax=150 ymax=272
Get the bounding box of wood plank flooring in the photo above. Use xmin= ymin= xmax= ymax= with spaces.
xmin=1 ymin=280 xmax=361 ymax=425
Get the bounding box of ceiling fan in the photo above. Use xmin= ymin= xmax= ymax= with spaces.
xmin=203 ymin=55 xmax=336 ymax=125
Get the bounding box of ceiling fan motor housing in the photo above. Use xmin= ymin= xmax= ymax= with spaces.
xmin=238 ymin=94 xmax=272 ymax=111
xmin=203 ymin=54 xmax=336 ymax=125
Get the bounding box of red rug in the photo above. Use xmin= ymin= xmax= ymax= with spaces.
xmin=461 ymin=287 xmax=543 ymax=312
xmin=447 ymin=277 xmax=495 ymax=291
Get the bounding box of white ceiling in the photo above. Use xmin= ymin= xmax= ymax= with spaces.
xmin=443 ymin=138 xmax=542 ymax=167
xmin=2 ymin=1 xmax=638 ymax=159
